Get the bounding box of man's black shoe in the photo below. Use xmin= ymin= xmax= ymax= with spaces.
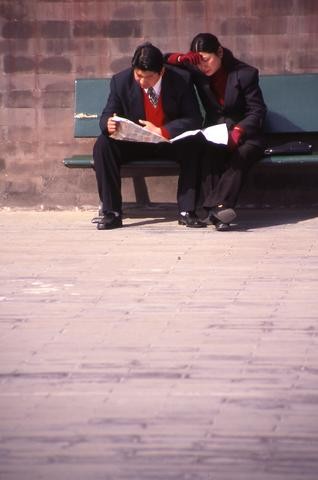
xmin=178 ymin=212 xmax=206 ymax=228
xmin=209 ymin=205 xmax=236 ymax=224
xmin=96 ymin=212 xmax=122 ymax=230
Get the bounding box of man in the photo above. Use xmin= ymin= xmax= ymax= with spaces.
xmin=93 ymin=42 xmax=205 ymax=230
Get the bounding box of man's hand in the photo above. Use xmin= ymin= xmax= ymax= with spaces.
xmin=107 ymin=114 xmax=118 ymax=135
xmin=139 ymin=120 xmax=162 ymax=136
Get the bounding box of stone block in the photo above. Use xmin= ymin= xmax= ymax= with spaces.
xmin=292 ymin=0 xmax=317 ymax=14
xmin=44 ymin=38 xmax=74 ymax=55
xmin=39 ymin=56 xmax=72 ymax=73
xmin=2 ymin=108 xmax=36 ymax=129
xmin=38 ymin=74 xmax=74 ymax=92
xmin=205 ymin=0 xmax=243 ymax=17
xmin=2 ymin=74 xmax=35 ymax=92
xmin=145 ymin=177 xmax=177 ymax=204
xmin=251 ymin=0 xmax=293 ymax=16
xmin=36 ymin=1 xmax=73 ymax=20
xmin=39 ymin=125 xmax=72 ymax=144
xmin=40 ymin=21 xmax=71 ymax=38
xmin=143 ymin=19 xmax=177 ymax=42
xmin=110 ymin=56 xmax=131 ymax=74
xmin=5 ymin=90 xmax=36 ymax=108
xmin=40 ymin=107 xmax=72 ymax=127
xmin=4 ymin=55 xmax=35 ymax=73
xmin=5 ymin=177 xmax=42 ymax=195
xmin=112 ymin=2 xmax=145 ymax=18
xmin=103 ymin=20 xmax=142 ymax=38
xmin=41 ymin=91 xmax=72 ymax=108
xmin=180 ymin=0 xmax=205 ymax=16
xmin=297 ymin=51 xmax=318 ymax=70
xmin=220 ymin=16 xmax=288 ymax=36
xmin=0 ymin=1 xmax=30 ymax=21
xmin=152 ymin=1 xmax=175 ymax=17
xmin=294 ymin=14 xmax=318 ymax=34
xmin=2 ymin=21 xmax=35 ymax=38
xmin=74 ymin=52 xmax=108 ymax=75
xmin=0 ymin=39 xmax=29 ymax=54
xmin=7 ymin=126 xmax=34 ymax=142
xmin=110 ymin=37 xmax=139 ymax=57
xmin=72 ymin=39 xmax=100 ymax=56
xmin=73 ymin=21 xmax=102 ymax=37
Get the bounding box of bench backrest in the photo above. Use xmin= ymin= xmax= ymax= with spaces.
xmin=74 ymin=78 xmax=110 ymax=137
xmin=260 ymin=74 xmax=318 ymax=133
xmin=74 ymin=74 xmax=318 ymax=138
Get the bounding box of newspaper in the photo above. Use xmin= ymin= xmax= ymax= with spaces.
xmin=110 ymin=115 xmax=228 ymax=145
xmin=110 ymin=116 xmax=166 ymax=143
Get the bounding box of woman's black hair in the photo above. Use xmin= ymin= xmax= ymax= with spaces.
xmin=131 ymin=42 xmax=163 ymax=73
xmin=190 ymin=33 xmax=221 ymax=53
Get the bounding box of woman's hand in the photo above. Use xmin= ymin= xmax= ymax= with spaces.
xmin=178 ymin=52 xmax=202 ymax=65
xmin=167 ymin=52 xmax=202 ymax=66
xmin=228 ymin=126 xmax=244 ymax=150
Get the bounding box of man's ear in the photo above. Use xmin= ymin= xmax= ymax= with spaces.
xmin=217 ymin=46 xmax=223 ymax=59
xmin=160 ymin=67 xmax=165 ymax=77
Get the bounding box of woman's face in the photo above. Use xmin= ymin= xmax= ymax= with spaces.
xmin=198 ymin=49 xmax=223 ymax=76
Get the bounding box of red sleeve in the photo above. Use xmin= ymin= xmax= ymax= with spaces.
xmin=166 ymin=53 xmax=182 ymax=65
xmin=160 ymin=127 xmax=171 ymax=140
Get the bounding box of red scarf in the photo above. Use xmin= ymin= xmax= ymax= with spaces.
xmin=143 ymin=91 xmax=170 ymax=139
xmin=209 ymin=66 xmax=228 ymax=105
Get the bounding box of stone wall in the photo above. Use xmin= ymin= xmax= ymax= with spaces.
xmin=0 ymin=0 xmax=317 ymax=208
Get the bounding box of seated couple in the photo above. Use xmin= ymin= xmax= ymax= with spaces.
xmin=93 ymin=35 xmax=267 ymax=231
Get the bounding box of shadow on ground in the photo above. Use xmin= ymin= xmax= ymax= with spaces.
xmin=121 ymin=203 xmax=318 ymax=230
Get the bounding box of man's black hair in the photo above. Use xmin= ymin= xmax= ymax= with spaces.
xmin=190 ymin=33 xmax=221 ymax=53
xmin=131 ymin=42 xmax=164 ymax=73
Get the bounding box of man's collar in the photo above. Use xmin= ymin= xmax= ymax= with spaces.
xmin=145 ymin=76 xmax=162 ymax=96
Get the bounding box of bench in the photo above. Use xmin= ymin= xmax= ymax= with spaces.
xmin=64 ymin=74 xmax=318 ymax=206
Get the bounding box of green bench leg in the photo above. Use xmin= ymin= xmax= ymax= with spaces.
xmin=133 ymin=176 xmax=150 ymax=205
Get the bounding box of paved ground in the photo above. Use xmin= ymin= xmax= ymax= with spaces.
xmin=1 ymin=206 xmax=318 ymax=480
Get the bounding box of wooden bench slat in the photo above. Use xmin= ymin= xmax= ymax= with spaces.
xmin=64 ymin=153 xmax=318 ymax=170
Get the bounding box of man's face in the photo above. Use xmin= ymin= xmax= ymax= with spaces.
xmin=198 ymin=49 xmax=223 ymax=77
xmin=134 ymin=68 xmax=164 ymax=89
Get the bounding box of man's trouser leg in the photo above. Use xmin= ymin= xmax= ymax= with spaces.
xmin=93 ymin=136 xmax=174 ymax=214
xmin=173 ymin=134 xmax=206 ymax=212
xmin=93 ymin=134 xmax=124 ymax=213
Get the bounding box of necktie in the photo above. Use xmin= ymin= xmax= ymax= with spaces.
xmin=147 ymin=87 xmax=158 ymax=107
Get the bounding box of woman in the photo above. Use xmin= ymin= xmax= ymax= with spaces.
xmin=167 ymin=33 xmax=267 ymax=230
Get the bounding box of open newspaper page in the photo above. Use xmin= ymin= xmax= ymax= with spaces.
xmin=110 ymin=116 xmax=168 ymax=143
xmin=171 ymin=123 xmax=228 ymax=145
xmin=110 ymin=115 xmax=228 ymax=145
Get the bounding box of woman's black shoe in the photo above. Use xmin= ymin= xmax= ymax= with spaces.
xmin=209 ymin=205 xmax=236 ymax=224
xmin=214 ymin=221 xmax=231 ymax=231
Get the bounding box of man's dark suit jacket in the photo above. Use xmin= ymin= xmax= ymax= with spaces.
xmin=99 ymin=65 xmax=203 ymax=139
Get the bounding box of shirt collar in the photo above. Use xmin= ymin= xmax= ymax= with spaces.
xmin=145 ymin=76 xmax=162 ymax=96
